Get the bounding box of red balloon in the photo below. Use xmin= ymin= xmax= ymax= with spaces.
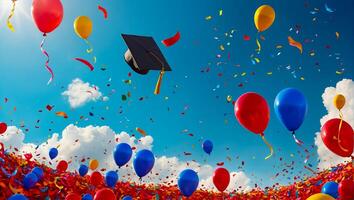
xmin=32 ymin=0 xmax=64 ymax=33
xmin=321 ymin=118 xmax=353 ymax=157
xmin=213 ymin=167 xmax=230 ymax=192
xmin=0 ymin=122 xmax=7 ymax=134
xmin=56 ymin=160 xmax=68 ymax=172
xmin=65 ymin=193 xmax=81 ymax=200
xmin=90 ymin=171 xmax=103 ymax=186
xmin=94 ymin=188 xmax=116 ymax=200
xmin=234 ymin=92 xmax=270 ymax=135
xmin=339 ymin=179 xmax=354 ymax=200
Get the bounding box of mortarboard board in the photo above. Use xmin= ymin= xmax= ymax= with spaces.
xmin=122 ymin=34 xmax=171 ymax=95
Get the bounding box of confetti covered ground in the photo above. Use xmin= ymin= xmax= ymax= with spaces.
xmin=1 ymin=146 xmax=352 ymax=199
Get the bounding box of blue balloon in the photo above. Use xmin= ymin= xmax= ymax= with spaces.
xmin=202 ymin=139 xmax=213 ymax=155
xmin=78 ymin=164 xmax=89 ymax=176
xmin=113 ymin=143 xmax=132 ymax=168
xmin=178 ymin=169 xmax=199 ymax=197
xmin=23 ymin=172 xmax=38 ymax=190
xmin=133 ymin=149 xmax=155 ymax=178
xmin=105 ymin=170 xmax=118 ymax=187
xmin=321 ymin=181 xmax=339 ymax=199
xmin=49 ymin=147 xmax=58 ymax=160
xmin=122 ymin=196 xmax=133 ymax=200
xmin=274 ymin=88 xmax=308 ymax=132
xmin=8 ymin=194 xmax=28 ymax=200
xmin=82 ymin=193 xmax=93 ymax=200
xmin=31 ymin=167 xmax=44 ymax=180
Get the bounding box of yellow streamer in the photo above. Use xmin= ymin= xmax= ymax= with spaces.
xmin=7 ymin=0 xmax=16 ymax=32
xmin=256 ymin=39 xmax=261 ymax=52
xmin=54 ymin=177 xmax=64 ymax=190
xmin=261 ymin=135 xmax=273 ymax=160
xmin=84 ymin=39 xmax=96 ymax=63
xmin=337 ymin=111 xmax=348 ymax=152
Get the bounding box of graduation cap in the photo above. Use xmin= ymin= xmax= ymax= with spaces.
xmin=122 ymin=34 xmax=171 ymax=95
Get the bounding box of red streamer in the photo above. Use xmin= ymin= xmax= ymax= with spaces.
xmin=162 ymin=32 xmax=181 ymax=47
xmin=74 ymin=58 xmax=94 ymax=71
xmin=98 ymin=5 xmax=108 ymax=19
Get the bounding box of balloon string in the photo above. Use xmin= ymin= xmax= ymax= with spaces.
xmin=337 ymin=111 xmax=348 ymax=152
xmin=40 ymin=34 xmax=54 ymax=85
xmin=7 ymin=0 xmax=16 ymax=32
xmin=261 ymin=135 xmax=273 ymax=160
xmin=84 ymin=39 xmax=96 ymax=63
xmin=291 ymin=131 xmax=304 ymax=146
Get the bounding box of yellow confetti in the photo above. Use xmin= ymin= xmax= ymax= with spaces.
xmin=335 ymin=32 xmax=340 ymax=40
xmin=256 ymin=39 xmax=261 ymax=52
xmin=254 ymin=57 xmax=260 ymax=63
xmin=241 ymin=72 xmax=246 ymax=76
xmin=300 ymin=77 xmax=305 ymax=80
xmin=219 ymin=45 xmax=225 ymax=51
xmin=276 ymin=45 xmax=283 ymax=49
xmin=309 ymin=51 xmax=315 ymax=56
xmin=226 ymin=95 xmax=232 ymax=103
xmin=267 ymin=72 xmax=273 ymax=75
xmin=219 ymin=9 xmax=223 ymax=16
xmin=205 ymin=16 xmax=212 ymax=20
xmin=336 ymin=70 xmax=344 ymax=75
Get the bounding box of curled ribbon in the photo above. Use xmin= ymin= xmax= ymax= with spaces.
xmin=292 ymin=131 xmax=304 ymax=146
xmin=40 ymin=34 xmax=54 ymax=84
xmin=261 ymin=133 xmax=274 ymax=160
xmin=84 ymin=39 xmax=97 ymax=63
xmin=337 ymin=111 xmax=348 ymax=152
xmin=54 ymin=177 xmax=64 ymax=190
xmin=256 ymin=38 xmax=261 ymax=52
xmin=7 ymin=0 xmax=16 ymax=32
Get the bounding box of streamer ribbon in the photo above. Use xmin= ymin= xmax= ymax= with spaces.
xmin=256 ymin=38 xmax=261 ymax=52
xmin=54 ymin=177 xmax=64 ymax=190
xmin=40 ymin=33 xmax=54 ymax=85
xmin=7 ymin=0 xmax=16 ymax=32
xmin=261 ymin=133 xmax=274 ymax=160
xmin=337 ymin=111 xmax=348 ymax=152
xmin=292 ymin=131 xmax=304 ymax=146
xmin=84 ymin=39 xmax=96 ymax=63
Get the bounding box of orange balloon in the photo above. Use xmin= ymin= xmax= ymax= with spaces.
xmin=89 ymin=159 xmax=99 ymax=170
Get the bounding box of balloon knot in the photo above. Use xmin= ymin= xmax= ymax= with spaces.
xmin=43 ymin=33 xmax=47 ymax=37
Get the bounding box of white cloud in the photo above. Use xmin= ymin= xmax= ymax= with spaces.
xmin=314 ymin=79 xmax=354 ymax=170
xmin=62 ymin=78 xmax=103 ymax=108
xmin=0 ymin=124 xmax=250 ymax=191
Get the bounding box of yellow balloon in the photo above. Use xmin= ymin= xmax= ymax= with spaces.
xmin=334 ymin=94 xmax=345 ymax=110
xmin=89 ymin=159 xmax=99 ymax=170
xmin=254 ymin=5 xmax=275 ymax=32
xmin=306 ymin=193 xmax=335 ymax=200
xmin=74 ymin=16 xmax=93 ymax=39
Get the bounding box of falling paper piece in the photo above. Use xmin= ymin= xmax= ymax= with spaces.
xmin=324 ymin=3 xmax=335 ymax=13
xmin=162 ymin=32 xmax=181 ymax=47
xmin=335 ymin=32 xmax=340 ymax=40
xmin=288 ymin=36 xmax=303 ymax=54
xmin=136 ymin=127 xmax=147 ymax=136
xmin=56 ymin=111 xmax=68 ymax=118
xmin=98 ymin=5 xmax=108 ymax=19
xmin=74 ymin=58 xmax=94 ymax=71
xmin=205 ymin=16 xmax=212 ymax=20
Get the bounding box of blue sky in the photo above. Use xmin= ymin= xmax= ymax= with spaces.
xmin=0 ymin=0 xmax=353 ymax=187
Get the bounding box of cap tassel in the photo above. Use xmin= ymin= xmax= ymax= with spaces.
xmin=154 ymin=69 xmax=165 ymax=95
